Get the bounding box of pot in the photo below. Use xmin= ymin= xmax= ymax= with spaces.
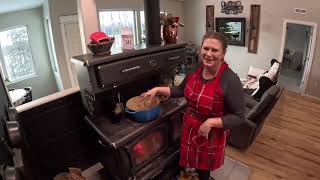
xmin=125 ymin=96 xmax=160 ymax=122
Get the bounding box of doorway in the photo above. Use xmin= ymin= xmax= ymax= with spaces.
xmin=60 ymin=15 xmax=82 ymax=87
xmin=278 ymin=20 xmax=317 ymax=94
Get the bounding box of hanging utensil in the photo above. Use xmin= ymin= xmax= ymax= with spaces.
xmin=114 ymin=91 xmax=124 ymax=115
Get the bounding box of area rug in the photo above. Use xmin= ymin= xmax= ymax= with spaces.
xmin=210 ymin=157 xmax=251 ymax=180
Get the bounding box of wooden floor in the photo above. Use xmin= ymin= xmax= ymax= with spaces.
xmin=226 ymin=90 xmax=320 ymax=180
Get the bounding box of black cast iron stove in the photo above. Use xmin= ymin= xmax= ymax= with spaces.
xmin=72 ymin=43 xmax=187 ymax=180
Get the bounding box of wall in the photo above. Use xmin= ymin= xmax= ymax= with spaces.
xmin=184 ymin=0 xmax=320 ymax=98
xmin=95 ymin=0 xmax=185 ymax=41
xmin=48 ymin=0 xmax=78 ymax=90
xmin=0 ymin=7 xmax=58 ymax=99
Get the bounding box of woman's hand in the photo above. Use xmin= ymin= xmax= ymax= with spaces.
xmin=141 ymin=87 xmax=159 ymax=101
xmin=198 ymin=118 xmax=223 ymax=139
xmin=198 ymin=120 xmax=212 ymax=139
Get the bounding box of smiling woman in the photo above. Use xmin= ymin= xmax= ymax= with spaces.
xmin=142 ymin=32 xmax=245 ymax=180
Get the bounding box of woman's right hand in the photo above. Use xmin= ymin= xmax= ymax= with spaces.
xmin=141 ymin=87 xmax=159 ymax=101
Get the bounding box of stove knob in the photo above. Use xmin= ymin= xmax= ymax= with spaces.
xmin=149 ymin=59 xmax=157 ymax=66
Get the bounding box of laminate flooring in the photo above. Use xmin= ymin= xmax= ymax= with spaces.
xmin=226 ymin=90 xmax=320 ymax=180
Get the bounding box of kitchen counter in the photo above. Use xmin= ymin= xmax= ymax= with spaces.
xmin=84 ymin=98 xmax=187 ymax=148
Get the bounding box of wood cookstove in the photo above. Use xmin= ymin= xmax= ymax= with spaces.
xmin=72 ymin=43 xmax=187 ymax=180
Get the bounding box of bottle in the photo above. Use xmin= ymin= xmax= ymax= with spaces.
xmin=121 ymin=26 xmax=134 ymax=50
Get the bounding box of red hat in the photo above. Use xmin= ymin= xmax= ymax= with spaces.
xmin=90 ymin=32 xmax=109 ymax=44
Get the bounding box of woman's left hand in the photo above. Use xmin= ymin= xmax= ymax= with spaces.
xmin=198 ymin=120 xmax=212 ymax=139
xmin=198 ymin=118 xmax=223 ymax=139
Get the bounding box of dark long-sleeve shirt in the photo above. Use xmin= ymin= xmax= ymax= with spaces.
xmin=170 ymin=65 xmax=245 ymax=129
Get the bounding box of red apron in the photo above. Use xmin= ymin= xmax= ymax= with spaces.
xmin=179 ymin=62 xmax=228 ymax=171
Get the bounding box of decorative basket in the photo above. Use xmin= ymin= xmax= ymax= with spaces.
xmin=87 ymin=37 xmax=114 ymax=55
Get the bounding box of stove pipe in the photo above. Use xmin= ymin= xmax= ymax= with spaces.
xmin=144 ymin=0 xmax=161 ymax=45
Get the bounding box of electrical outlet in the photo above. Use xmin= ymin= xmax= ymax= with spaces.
xmin=293 ymin=8 xmax=300 ymax=14
xmin=300 ymin=9 xmax=307 ymax=14
xmin=293 ymin=8 xmax=307 ymax=14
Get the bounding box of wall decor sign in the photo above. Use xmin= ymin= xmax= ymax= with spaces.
xmin=248 ymin=5 xmax=261 ymax=53
xmin=221 ymin=1 xmax=243 ymax=15
xmin=206 ymin=5 xmax=215 ymax=33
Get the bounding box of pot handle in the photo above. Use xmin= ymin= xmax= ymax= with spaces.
xmin=125 ymin=108 xmax=137 ymax=114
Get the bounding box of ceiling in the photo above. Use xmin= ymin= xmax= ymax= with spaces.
xmin=0 ymin=0 xmax=44 ymax=15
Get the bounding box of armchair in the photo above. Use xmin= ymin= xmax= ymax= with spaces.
xmin=228 ymin=81 xmax=283 ymax=149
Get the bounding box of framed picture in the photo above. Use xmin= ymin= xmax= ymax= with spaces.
xmin=215 ymin=17 xmax=246 ymax=46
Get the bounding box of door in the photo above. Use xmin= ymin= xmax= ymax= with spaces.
xmin=279 ymin=22 xmax=315 ymax=93
xmin=300 ymin=27 xmax=312 ymax=92
xmin=45 ymin=18 xmax=64 ymax=91
xmin=60 ymin=15 xmax=82 ymax=87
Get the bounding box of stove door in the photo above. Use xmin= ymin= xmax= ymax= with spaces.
xmin=126 ymin=123 xmax=169 ymax=172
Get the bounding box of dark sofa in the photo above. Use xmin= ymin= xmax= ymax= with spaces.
xmin=227 ymin=84 xmax=283 ymax=149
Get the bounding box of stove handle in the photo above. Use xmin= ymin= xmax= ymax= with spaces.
xmin=98 ymin=140 xmax=107 ymax=147
xmin=121 ymin=66 xmax=141 ymax=73
xmin=167 ymin=55 xmax=180 ymax=61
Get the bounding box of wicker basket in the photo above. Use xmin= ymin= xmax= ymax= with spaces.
xmin=87 ymin=37 xmax=114 ymax=55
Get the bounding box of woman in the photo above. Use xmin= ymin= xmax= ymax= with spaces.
xmin=143 ymin=32 xmax=245 ymax=180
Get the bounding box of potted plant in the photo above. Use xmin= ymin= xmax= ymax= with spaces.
xmin=160 ymin=14 xmax=184 ymax=44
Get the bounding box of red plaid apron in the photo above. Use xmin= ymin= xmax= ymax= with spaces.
xmin=179 ymin=62 xmax=228 ymax=171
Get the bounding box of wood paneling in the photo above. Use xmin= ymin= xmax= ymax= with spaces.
xmin=19 ymin=92 xmax=100 ymax=180
xmin=226 ymin=90 xmax=320 ymax=180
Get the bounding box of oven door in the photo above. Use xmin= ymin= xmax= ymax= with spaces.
xmin=126 ymin=122 xmax=169 ymax=173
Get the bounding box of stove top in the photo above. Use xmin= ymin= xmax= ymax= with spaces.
xmin=84 ymin=98 xmax=187 ymax=148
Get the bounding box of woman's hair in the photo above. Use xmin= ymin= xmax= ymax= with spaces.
xmin=201 ymin=32 xmax=228 ymax=51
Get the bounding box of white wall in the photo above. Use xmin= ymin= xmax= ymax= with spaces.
xmin=0 ymin=7 xmax=58 ymax=100
xmin=184 ymin=0 xmax=320 ymax=98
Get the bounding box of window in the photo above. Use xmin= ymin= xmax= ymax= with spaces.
xmin=139 ymin=11 xmax=146 ymax=44
xmin=99 ymin=10 xmax=136 ymax=50
xmin=0 ymin=26 xmax=36 ymax=82
xmin=139 ymin=11 xmax=167 ymax=44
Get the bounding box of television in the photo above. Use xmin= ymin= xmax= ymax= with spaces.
xmin=215 ymin=17 xmax=246 ymax=46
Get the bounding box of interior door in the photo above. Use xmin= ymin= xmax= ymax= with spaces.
xmin=300 ymin=27 xmax=313 ymax=92
xmin=60 ymin=15 xmax=82 ymax=87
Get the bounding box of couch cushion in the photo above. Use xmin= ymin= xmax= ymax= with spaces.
xmin=248 ymin=66 xmax=267 ymax=78
xmin=252 ymin=76 xmax=275 ymax=100
xmin=246 ymin=85 xmax=280 ymax=123
xmin=245 ymin=107 xmax=251 ymax=115
xmin=244 ymin=94 xmax=258 ymax=108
